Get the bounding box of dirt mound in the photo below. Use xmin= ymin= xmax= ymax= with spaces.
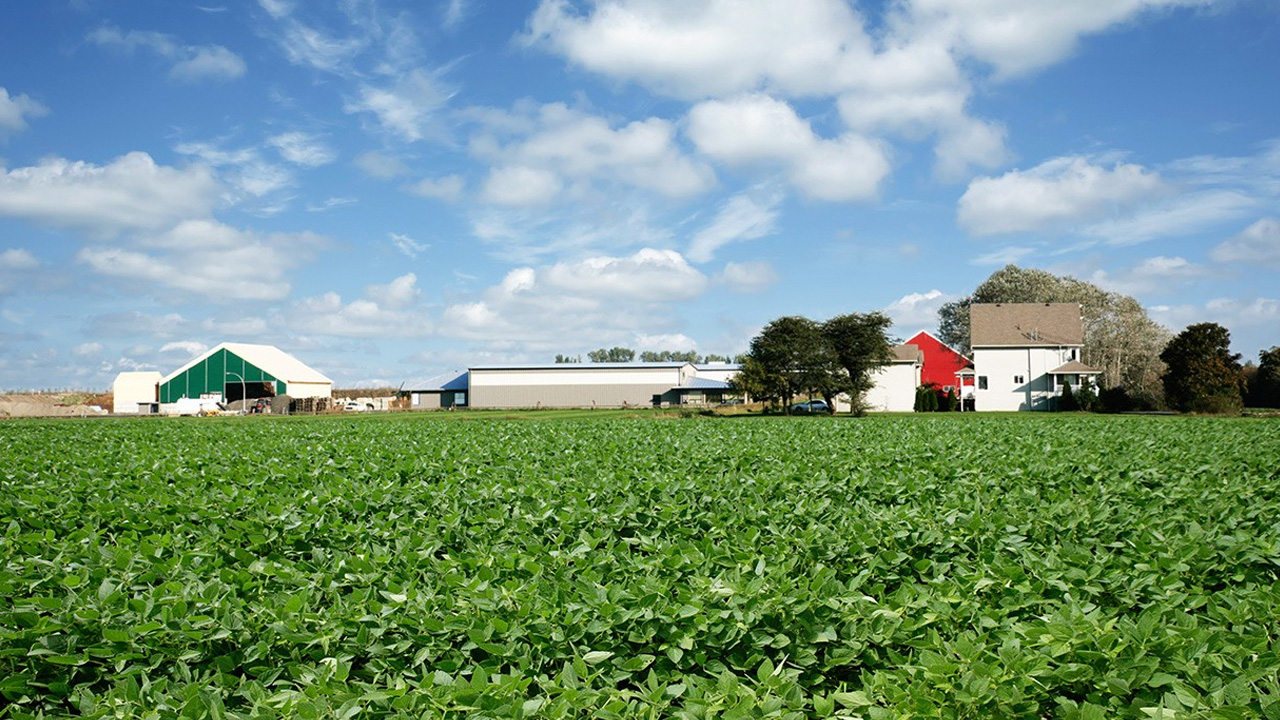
xmin=0 ymin=393 xmax=111 ymax=418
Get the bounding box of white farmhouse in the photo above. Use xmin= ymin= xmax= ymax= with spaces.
xmin=970 ymin=303 xmax=1101 ymax=412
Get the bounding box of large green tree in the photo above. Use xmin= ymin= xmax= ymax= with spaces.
xmin=739 ymin=316 xmax=841 ymax=413
xmin=1160 ymin=322 xmax=1244 ymax=413
xmin=1246 ymin=346 xmax=1280 ymax=408
xmin=821 ymin=312 xmax=894 ymax=413
xmin=939 ymin=265 xmax=1169 ymax=406
xmin=639 ymin=350 xmax=701 ymax=363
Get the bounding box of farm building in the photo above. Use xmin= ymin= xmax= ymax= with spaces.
xmin=467 ymin=362 xmax=731 ymax=409
xmin=111 ymin=371 xmax=162 ymax=414
xmin=904 ymin=330 xmax=974 ymax=400
xmin=158 ymin=343 xmax=332 ymax=405
xmin=403 ymin=363 xmax=738 ymax=410
xmin=403 ymin=371 xmax=470 ymax=409
xmin=860 ymin=344 xmax=924 ymax=412
xmin=970 ymin=303 xmax=1101 ymax=411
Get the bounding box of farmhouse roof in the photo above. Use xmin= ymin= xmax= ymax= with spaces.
xmin=970 ymin=303 xmax=1085 ymax=347
xmin=162 ymin=342 xmax=332 ymax=385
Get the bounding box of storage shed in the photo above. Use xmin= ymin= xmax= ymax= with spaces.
xmin=111 ymin=371 xmax=162 ymax=414
xmin=158 ymin=343 xmax=332 ymax=404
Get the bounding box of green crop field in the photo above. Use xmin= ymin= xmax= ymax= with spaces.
xmin=2 ymin=414 xmax=1278 ymax=719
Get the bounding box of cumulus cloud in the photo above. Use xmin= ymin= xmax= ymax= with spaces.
xmin=174 ymin=140 xmax=294 ymax=201
xmin=470 ymin=102 xmax=714 ymax=202
xmin=0 ymin=153 xmax=220 ymax=238
xmin=0 ymin=87 xmax=48 ymax=137
xmin=687 ymin=95 xmax=889 ymax=201
xmin=716 ymin=261 xmax=778 ymax=293
xmin=0 ymin=248 xmax=39 ymax=271
xmin=77 ymin=219 xmax=326 ymax=302
xmin=440 ymin=249 xmax=708 ymax=347
xmin=1210 ymin=217 xmax=1280 ymax=267
xmin=687 ymin=190 xmax=781 ymax=263
xmin=287 ymin=277 xmax=433 ymax=338
xmin=883 ymin=289 xmax=957 ymax=331
xmin=159 ymin=340 xmax=208 ymax=356
xmin=958 ymin=156 xmax=1167 ymax=236
xmin=88 ymin=26 xmax=246 ymax=83
xmin=481 ymin=165 xmax=563 ymax=206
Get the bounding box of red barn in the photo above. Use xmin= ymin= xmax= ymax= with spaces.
xmin=905 ymin=330 xmax=974 ymax=394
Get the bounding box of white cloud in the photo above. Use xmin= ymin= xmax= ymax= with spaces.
xmin=73 ymin=342 xmax=103 ymax=357
xmin=88 ymin=26 xmax=246 ymax=83
xmin=287 ymin=282 xmax=434 ymax=338
xmin=159 ymin=340 xmax=208 ymax=356
xmin=1210 ymin=217 xmax=1280 ymax=267
xmin=717 ymin=261 xmax=778 ymax=293
xmin=346 ymin=69 xmax=452 ymax=142
xmin=883 ymin=289 xmax=957 ymax=331
xmin=470 ymin=103 xmax=714 ymax=201
xmin=408 ymin=174 xmax=465 ymax=202
xmin=443 ymin=0 xmax=470 ymax=29
xmin=440 ymin=249 xmax=708 ymax=347
xmin=367 ymin=273 xmax=421 ymax=309
xmin=0 ymin=153 xmax=220 ymax=238
xmin=959 ymin=156 xmax=1167 ymax=236
xmin=268 ymin=132 xmax=337 ymax=167
xmin=481 ymin=165 xmax=563 ymax=206
xmin=687 ymin=190 xmax=781 ymax=263
xmin=1083 ymin=190 xmax=1256 ymax=246
xmin=76 ymin=219 xmax=325 ymax=302
xmin=635 ymin=333 xmax=699 ymax=351
xmin=1089 ymin=256 xmax=1209 ymax=296
xmin=355 ymin=151 xmax=410 ymax=180
xmin=389 ymin=232 xmax=429 ymax=258
xmin=687 ymin=94 xmax=889 ymax=201
xmin=0 ymin=248 xmax=39 ymax=270
xmin=0 ymin=87 xmax=48 ymax=137
xmin=543 ymin=248 xmax=708 ymax=302
xmin=175 ymin=141 xmax=293 ymax=200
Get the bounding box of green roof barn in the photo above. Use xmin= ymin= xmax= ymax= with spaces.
xmin=158 ymin=342 xmax=332 ymax=404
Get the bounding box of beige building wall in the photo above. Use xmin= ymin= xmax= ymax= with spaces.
xmin=111 ymin=371 xmax=161 ymax=413
xmin=469 ymin=365 xmax=688 ymax=408
xmin=284 ymin=381 xmax=332 ymax=399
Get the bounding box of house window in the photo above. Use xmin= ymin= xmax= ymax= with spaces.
xmin=978 ymin=376 xmax=988 ymax=390
xmin=1013 ymin=375 xmax=1025 ymax=385
xmin=1070 ymin=348 xmax=1078 ymax=361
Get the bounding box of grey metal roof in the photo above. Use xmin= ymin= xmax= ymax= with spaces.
xmin=404 ymin=370 xmax=469 ymax=391
xmin=468 ymin=362 xmax=694 ymax=371
xmin=675 ymin=377 xmax=732 ymax=390
xmin=970 ymin=303 xmax=1085 ymax=347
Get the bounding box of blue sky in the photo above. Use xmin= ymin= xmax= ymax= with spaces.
xmin=0 ymin=0 xmax=1277 ymax=389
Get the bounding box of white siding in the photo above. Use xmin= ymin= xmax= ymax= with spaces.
xmin=972 ymin=346 xmax=1075 ymax=411
xmin=284 ymin=381 xmax=332 ymax=399
xmin=111 ymin=372 xmax=161 ymax=413
xmin=864 ymin=362 xmax=921 ymax=412
xmin=471 ymin=367 xmax=683 ymax=387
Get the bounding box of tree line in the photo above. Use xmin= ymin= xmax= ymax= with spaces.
xmin=554 ymin=348 xmax=735 ymax=364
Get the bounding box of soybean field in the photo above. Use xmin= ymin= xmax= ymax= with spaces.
xmin=2 ymin=413 xmax=1278 ymax=719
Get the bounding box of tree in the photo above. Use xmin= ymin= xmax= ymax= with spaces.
xmin=703 ymin=353 xmax=733 ymax=364
xmin=1058 ymin=381 xmax=1078 ymax=411
xmin=639 ymin=350 xmax=701 ymax=363
xmin=1160 ymin=322 xmax=1244 ymax=413
xmin=587 ymin=347 xmax=636 ymax=363
xmin=1246 ymin=346 xmax=1280 ymax=408
xmin=821 ymin=312 xmax=894 ymax=414
xmin=554 ymin=354 xmax=581 ymax=363
xmin=938 ymin=265 xmax=1169 ymax=407
xmin=740 ymin=316 xmax=841 ymax=413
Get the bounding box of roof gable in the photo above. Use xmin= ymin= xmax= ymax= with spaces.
xmin=970 ymin=303 xmax=1084 ymax=347
xmin=161 ymin=342 xmax=331 ymax=385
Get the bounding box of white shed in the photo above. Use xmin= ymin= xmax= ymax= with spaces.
xmin=111 ymin=371 xmax=162 ymax=414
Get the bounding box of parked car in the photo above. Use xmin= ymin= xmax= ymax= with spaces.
xmin=790 ymin=399 xmax=832 ymax=415
xmin=342 ymin=401 xmax=367 ymax=412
